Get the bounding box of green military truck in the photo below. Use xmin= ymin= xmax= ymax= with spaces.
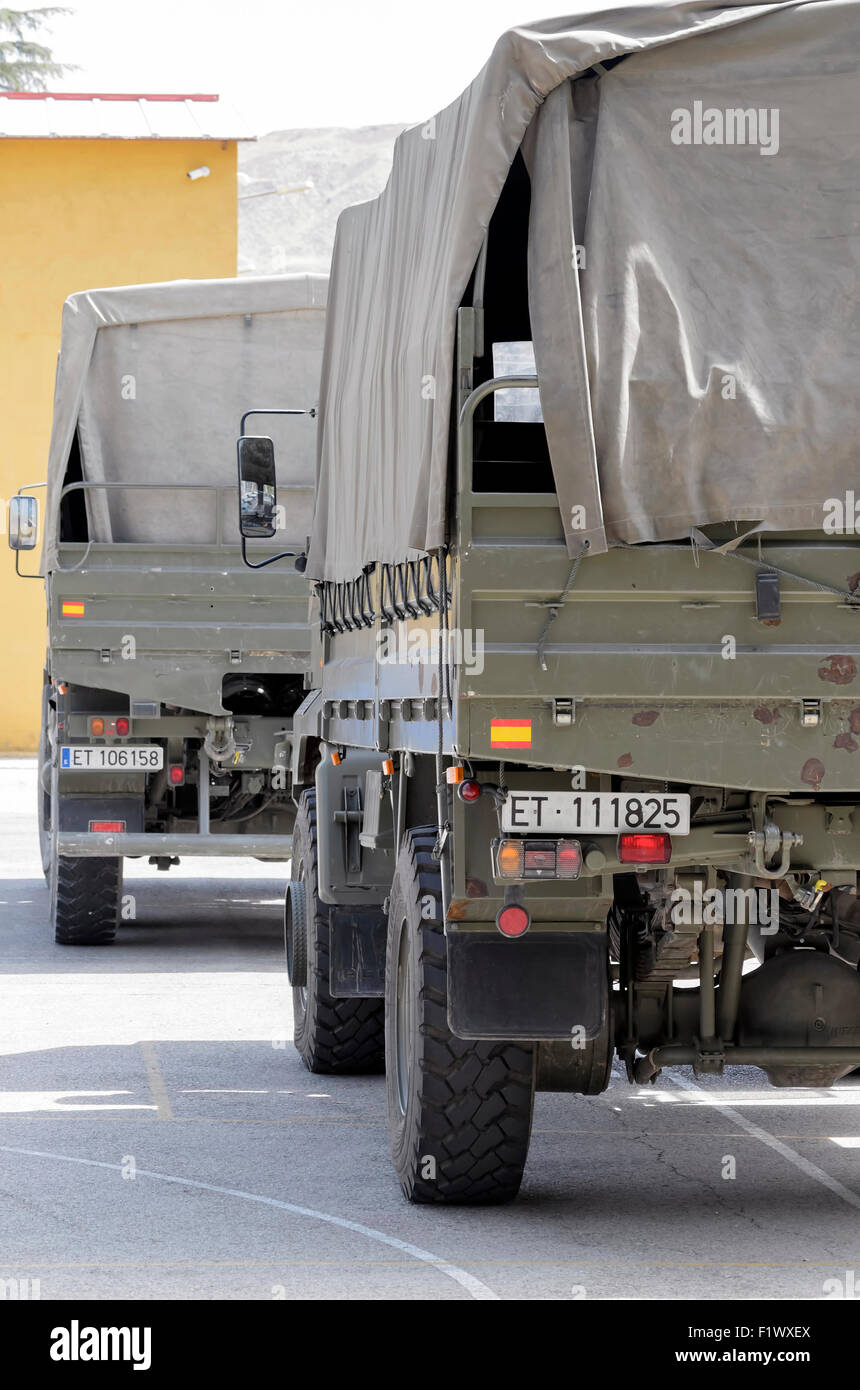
xmin=9 ymin=273 xmax=326 ymax=944
xmin=254 ymin=3 xmax=860 ymax=1205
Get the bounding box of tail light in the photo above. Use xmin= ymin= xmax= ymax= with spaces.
xmin=497 ymin=839 xmax=525 ymax=878
xmin=458 ymin=778 xmax=482 ymax=803
xmin=168 ymin=765 xmax=184 ymax=786
xmin=557 ymin=840 xmax=583 ymax=879
xmin=495 ymin=837 xmax=583 ymax=880
xmin=496 ymin=903 xmax=530 ymax=937
xmin=88 ymin=715 xmax=131 ymax=737
xmin=88 ymin=820 xmax=125 ymax=833
xmin=618 ymin=832 xmax=672 ymax=864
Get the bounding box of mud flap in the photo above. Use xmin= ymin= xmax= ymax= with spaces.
xmin=446 ymin=927 xmax=609 ymax=1041
xmin=58 ymin=796 xmax=144 ymax=833
xmin=329 ymin=905 xmax=387 ymax=997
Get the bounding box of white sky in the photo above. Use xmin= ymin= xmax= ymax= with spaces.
xmin=44 ymin=1 xmax=542 ymax=135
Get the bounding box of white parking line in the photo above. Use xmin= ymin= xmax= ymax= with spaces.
xmin=0 ymin=1145 xmax=498 ymax=1300
xmin=668 ymin=1073 xmax=860 ymax=1212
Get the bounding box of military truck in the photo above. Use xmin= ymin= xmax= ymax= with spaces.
xmin=243 ymin=3 xmax=860 ymax=1204
xmin=9 ymin=273 xmax=326 ymax=944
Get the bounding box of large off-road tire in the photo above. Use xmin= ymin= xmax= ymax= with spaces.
xmin=51 ymin=855 xmax=122 ymax=946
xmin=385 ymin=828 xmax=536 ymax=1204
xmin=290 ymin=790 xmax=385 ymax=1073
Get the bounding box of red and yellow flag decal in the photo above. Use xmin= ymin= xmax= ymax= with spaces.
xmin=491 ymin=718 xmax=532 ymax=750
xmin=61 ymin=600 xmax=85 ymax=617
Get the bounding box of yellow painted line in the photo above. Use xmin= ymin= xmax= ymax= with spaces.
xmin=140 ymin=1041 xmax=173 ymax=1121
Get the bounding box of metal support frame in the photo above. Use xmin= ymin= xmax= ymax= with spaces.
xmin=652 ymin=1045 xmax=860 ymax=1069
xmin=57 ymin=831 xmax=292 ymax=858
xmin=198 ymin=747 xmax=210 ymax=835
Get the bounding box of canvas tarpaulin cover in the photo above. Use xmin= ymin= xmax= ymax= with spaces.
xmin=308 ymin=0 xmax=860 ymax=582
xmin=43 ymin=273 xmax=328 ymax=572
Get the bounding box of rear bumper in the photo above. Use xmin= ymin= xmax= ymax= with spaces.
xmin=56 ymin=831 xmax=292 ymax=859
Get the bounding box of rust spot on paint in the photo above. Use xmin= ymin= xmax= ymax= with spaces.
xmin=819 ymin=655 xmax=857 ymax=686
xmin=848 ymin=572 xmax=860 ymax=595
xmin=445 ymin=899 xmax=469 ymax=921
xmin=632 ymin=710 xmax=659 ymax=727
xmin=465 ymin=878 xmax=488 ymax=899
xmin=753 ymin=706 xmax=781 ymax=725
xmin=617 ymin=753 xmax=633 ymax=768
xmin=849 ymin=708 xmax=860 ymax=735
xmin=834 ymin=733 xmax=858 ymax=753
xmin=801 ymin=757 xmax=825 ymax=789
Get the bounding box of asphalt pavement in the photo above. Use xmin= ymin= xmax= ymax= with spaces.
xmin=2 ymin=758 xmax=860 ymax=1301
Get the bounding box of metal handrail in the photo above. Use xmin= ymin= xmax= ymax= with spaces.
xmin=56 ymin=479 xmax=312 ymax=555
xmin=457 ymin=374 xmax=539 ymax=496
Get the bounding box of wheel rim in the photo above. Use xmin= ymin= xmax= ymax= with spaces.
xmin=394 ymin=915 xmax=413 ymax=1116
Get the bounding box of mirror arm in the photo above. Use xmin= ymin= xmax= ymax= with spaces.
xmin=240 ymin=535 xmax=297 ymax=570
xmin=239 ymin=406 xmax=315 ymax=436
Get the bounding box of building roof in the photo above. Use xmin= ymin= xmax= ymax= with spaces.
xmin=0 ymin=91 xmax=254 ymax=140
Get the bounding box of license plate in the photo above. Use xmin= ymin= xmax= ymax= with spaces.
xmin=501 ymin=791 xmax=690 ymax=835
xmin=60 ymin=745 xmax=163 ymax=771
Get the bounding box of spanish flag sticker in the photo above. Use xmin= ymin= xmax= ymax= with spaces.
xmin=61 ymin=600 xmax=85 ymax=617
xmin=491 ymin=718 xmax=532 ymax=749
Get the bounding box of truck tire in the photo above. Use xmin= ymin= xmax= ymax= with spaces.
xmin=291 ymin=790 xmax=385 ymax=1073
xmin=51 ymin=856 xmax=122 ymax=946
xmin=385 ymin=828 xmax=535 ymax=1204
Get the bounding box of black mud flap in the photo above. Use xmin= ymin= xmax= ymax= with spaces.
xmin=329 ymin=906 xmax=387 ymax=998
xmin=58 ymin=796 xmax=144 ymax=832
xmin=446 ymin=928 xmax=609 ymax=1041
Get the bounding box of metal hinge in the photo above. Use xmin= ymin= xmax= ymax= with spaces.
xmin=801 ymin=699 xmax=821 ymax=727
xmin=553 ymin=698 xmax=575 ymax=726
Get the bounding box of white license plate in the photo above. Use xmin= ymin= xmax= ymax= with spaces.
xmin=501 ymin=791 xmax=690 ymax=835
xmin=60 ymin=745 xmax=163 ymax=771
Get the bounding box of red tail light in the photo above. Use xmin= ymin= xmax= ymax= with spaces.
xmin=458 ymin=778 xmax=482 ymax=803
xmin=618 ymin=832 xmax=672 ymax=864
xmin=496 ymin=903 xmax=530 ymax=937
xmin=88 ymin=820 xmax=125 ymax=833
xmin=115 ymin=717 xmax=130 ymax=736
xmin=557 ymin=840 xmax=583 ymax=879
xmin=168 ymin=765 xmax=184 ymax=786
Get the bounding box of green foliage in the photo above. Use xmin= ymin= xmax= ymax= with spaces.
xmin=0 ymin=7 xmax=74 ymax=91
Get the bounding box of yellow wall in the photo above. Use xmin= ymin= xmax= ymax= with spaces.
xmin=0 ymin=137 xmax=237 ymax=750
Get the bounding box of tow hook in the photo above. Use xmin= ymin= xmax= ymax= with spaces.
xmin=747 ymin=822 xmax=804 ymax=878
xmin=203 ymin=714 xmax=236 ymax=765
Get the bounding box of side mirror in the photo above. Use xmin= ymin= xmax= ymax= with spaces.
xmin=237 ymin=436 xmax=277 ymax=539
xmin=8 ymin=494 xmax=39 ymax=551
